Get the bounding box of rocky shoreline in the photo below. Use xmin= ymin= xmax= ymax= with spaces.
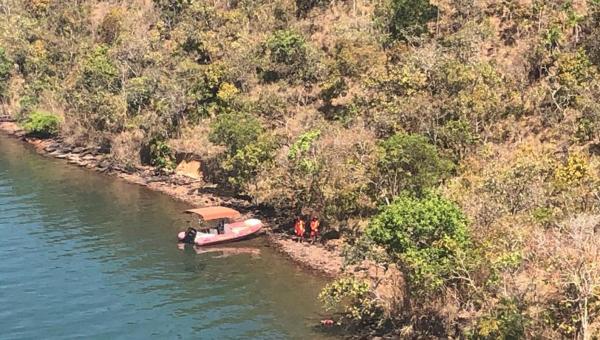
xmin=0 ymin=120 xmax=344 ymax=278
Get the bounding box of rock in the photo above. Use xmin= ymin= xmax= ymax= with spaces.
xmin=71 ymin=147 xmax=85 ymax=154
xmin=98 ymin=160 xmax=111 ymax=169
xmin=81 ymin=154 xmax=97 ymax=161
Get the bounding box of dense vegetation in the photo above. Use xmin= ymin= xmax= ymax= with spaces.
xmin=1 ymin=0 xmax=600 ymax=337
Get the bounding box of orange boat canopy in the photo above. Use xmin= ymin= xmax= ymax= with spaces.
xmin=185 ymin=206 xmax=241 ymax=221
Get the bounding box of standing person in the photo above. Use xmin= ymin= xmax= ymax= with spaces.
xmin=294 ymin=217 xmax=305 ymax=242
xmin=217 ymin=219 xmax=225 ymax=235
xmin=309 ymin=216 xmax=320 ymax=243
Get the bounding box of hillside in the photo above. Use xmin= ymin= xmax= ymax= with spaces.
xmin=1 ymin=0 xmax=600 ymax=338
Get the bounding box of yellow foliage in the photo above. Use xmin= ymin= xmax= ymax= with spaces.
xmin=217 ymin=82 xmax=239 ymax=102
xmin=554 ymin=154 xmax=589 ymax=188
xmin=26 ymin=0 xmax=51 ymax=15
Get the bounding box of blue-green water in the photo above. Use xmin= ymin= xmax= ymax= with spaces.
xmin=0 ymin=135 xmax=329 ymax=339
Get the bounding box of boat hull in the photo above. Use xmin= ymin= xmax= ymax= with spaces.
xmin=178 ymin=219 xmax=263 ymax=246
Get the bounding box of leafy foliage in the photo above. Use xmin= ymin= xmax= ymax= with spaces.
xmin=385 ymin=0 xmax=438 ymax=42
xmin=264 ymin=30 xmax=311 ymax=81
xmin=0 ymin=47 xmax=11 ymax=100
xmin=288 ymin=130 xmax=321 ymax=174
xmin=23 ymin=111 xmax=61 ymax=137
xmin=319 ymin=277 xmax=382 ymax=324
xmin=79 ymin=45 xmax=121 ymax=93
xmin=223 ymin=135 xmax=277 ymax=189
xmin=367 ymin=192 xmax=470 ymax=296
xmin=209 ymin=112 xmax=264 ymax=154
xmin=149 ymin=139 xmax=176 ymax=170
xmin=371 ymin=133 xmax=453 ymax=202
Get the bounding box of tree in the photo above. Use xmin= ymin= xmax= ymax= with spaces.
xmin=371 ymin=133 xmax=453 ymax=203
xmin=209 ymin=112 xmax=264 ymax=154
xmin=0 ymin=47 xmax=11 ymax=101
xmin=386 ymin=0 xmax=438 ymax=42
xmin=263 ymin=30 xmax=312 ymax=82
xmin=367 ymin=192 xmax=471 ymax=298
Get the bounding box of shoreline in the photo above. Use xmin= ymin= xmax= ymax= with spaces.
xmin=0 ymin=121 xmax=344 ymax=278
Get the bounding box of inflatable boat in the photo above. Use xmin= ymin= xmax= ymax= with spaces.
xmin=178 ymin=206 xmax=263 ymax=246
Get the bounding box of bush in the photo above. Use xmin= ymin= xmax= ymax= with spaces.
xmin=295 ymin=0 xmax=331 ymax=18
xmin=319 ymin=277 xmax=382 ymax=325
xmin=79 ymin=45 xmax=121 ymax=93
xmin=149 ymin=139 xmax=175 ymax=170
xmin=153 ymin=0 xmax=190 ymax=27
xmin=126 ymin=76 xmax=155 ymax=115
xmin=264 ymin=30 xmax=309 ymax=81
xmin=25 ymin=0 xmax=51 ymax=16
xmin=288 ymin=130 xmax=321 ymax=174
xmin=0 ymin=47 xmax=11 ymax=100
xmin=23 ymin=111 xmax=61 ymax=137
xmin=98 ymin=8 xmax=124 ymax=44
xmin=371 ymin=133 xmax=453 ymax=202
xmin=209 ymin=112 xmax=264 ymax=154
xmin=70 ymin=91 xmax=127 ymax=133
xmin=554 ymin=154 xmax=589 ymax=189
xmin=223 ymin=135 xmax=277 ymax=189
xmin=385 ymin=0 xmax=438 ymax=42
xmin=367 ymin=192 xmax=470 ymax=297
xmin=470 ymin=298 xmax=527 ymax=339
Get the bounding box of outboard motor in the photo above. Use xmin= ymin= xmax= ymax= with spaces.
xmin=181 ymin=227 xmax=197 ymax=244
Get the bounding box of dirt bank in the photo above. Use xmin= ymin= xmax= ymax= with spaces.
xmin=0 ymin=121 xmax=344 ymax=277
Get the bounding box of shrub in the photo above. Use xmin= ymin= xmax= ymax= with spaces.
xmin=25 ymin=0 xmax=51 ymax=16
xmin=0 ymin=47 xmax=11 ymax=101
xmin=179 ymin=62 xmax=226 ymax=121
xmin=153 ymin=0 xmax=190 ymax=27
xmin=319 ymin=74 xmax=348 ymax=105
xmin=98 ymin=8 xmax=124 ymax=44
xmin=367 ymin=192 xmax=470 ymax=297
xmin=554 ymin=154 xmax=589 ymax=189
xmin=470 ymin=298 xmax=527 ymax=339
xmin=264 ymin=30 xmax=309 ymax=81
xmin=295 ymin=0 xmax=331 ymax=18
xmin=371 ymin=133 xmax=453 ymax=202
xmin=149 ymin=139 xmax=175 ymax=170
xmin=23 ymin=111 xmax=61 ymax=137
xmin=435 ymin=119 xmax=478 ymax=161
xmin=70 ymin=91 xmax=127 ymax=133
xmin=385 ymin=0 xmax=438 ymax=42
xmin=223 ymin=135 xmax=277 ymax=189
xmin=79 ymin=45 xmax=121 ymax=93
xmin=209 ymin=112 xmax=264 ymax=154
xmin=288 ymin=130 xmax=321 ymax=174
xmin=319 ymin=277 xmax=382 ymax=325
xmin=126 ymin=76 xmax=155 ymax=115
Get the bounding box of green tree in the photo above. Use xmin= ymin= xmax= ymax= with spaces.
xmin=0 ymin=47 xmax=11 ymax=101
xmin=367 ymin=192 xmax=471 ymax=298
xmin=371 ymin=133 xmax=453 ymax=203
xmin=386 ymin=0 xmax=438 ymax=42
xmin=79 ymin=45 xmax=121 ymax=93
xmin=209 ymin=112 xmax=264 ymax=154
xmin=149 ymin=139 xmax=175 ymax=170
xmin=264 ymin=30 xmax=311 ymax=81
xmin=22 ymin=110 xmax=61 ymax=137
xmin=223 ymin=135 xmax=277 ymax=190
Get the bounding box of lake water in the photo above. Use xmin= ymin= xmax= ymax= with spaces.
xmin=0 ymin=134 xmax=330 ymax=339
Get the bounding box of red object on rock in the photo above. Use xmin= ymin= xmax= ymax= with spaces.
xmin=320 ymin=319 xmax=334 ymax=326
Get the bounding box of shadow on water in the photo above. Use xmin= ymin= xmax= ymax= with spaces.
xmin=0 ymin=135 xmax=336 ymax=339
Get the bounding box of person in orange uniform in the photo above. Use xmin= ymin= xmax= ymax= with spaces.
xmin=294 ymin=217 xmax=305 ymax=242
xmin=309 ymin=216 xmax=320 ymax=243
